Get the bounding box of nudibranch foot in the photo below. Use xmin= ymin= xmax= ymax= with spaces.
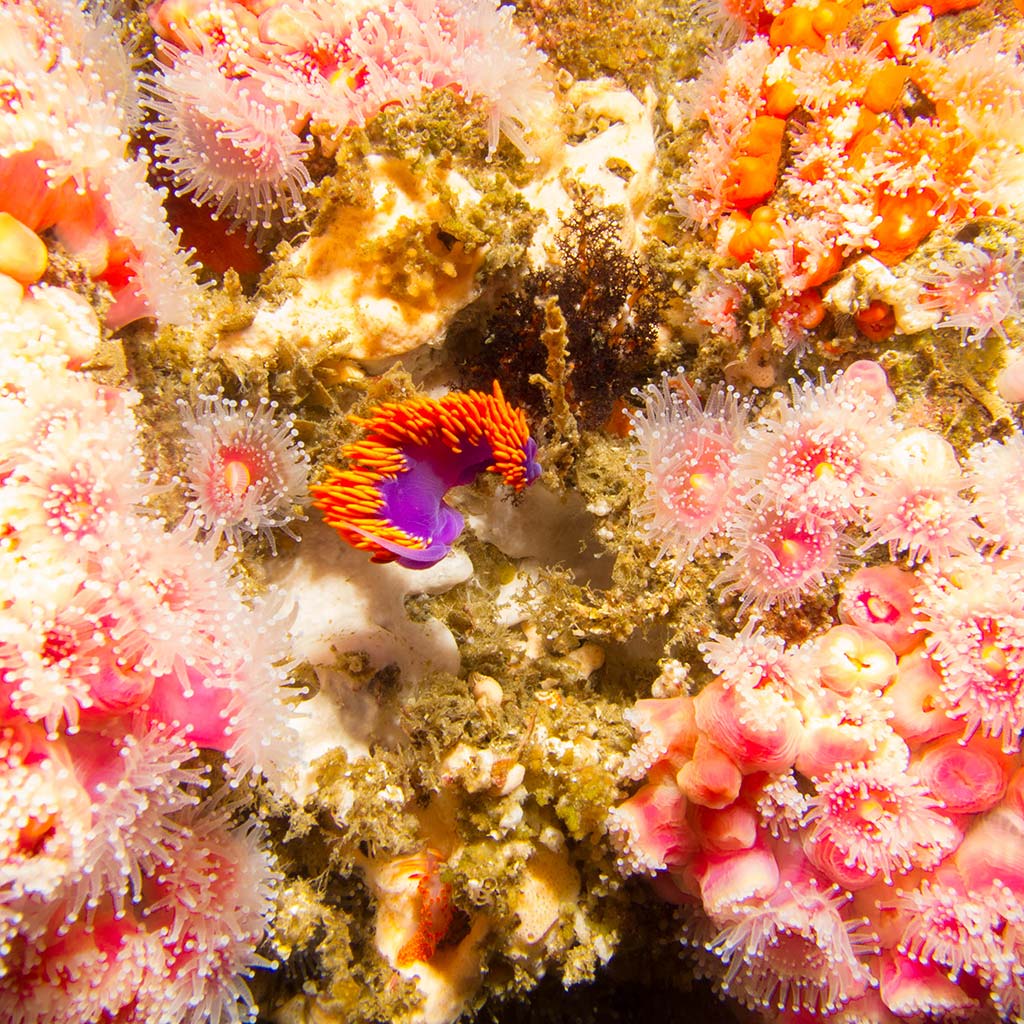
xmin=312 ymin=382 xmax=540 ymax=568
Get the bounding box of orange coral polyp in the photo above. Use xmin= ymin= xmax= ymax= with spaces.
xmin=724 ymin=117 xmax=786 ymax=207
xmin=792 ymin=288 xmax=826 ymax=329
xmin=727 ymin=205 xmax=782 ymax=262
xmin=769 ymin=1 xmax=851 ymax=50
xmin=862 ymin=63 xmax=911 ymax=113
xmin=764 ymin=80 xmax=798 ymax=118
xmin=872 ymin=188 xmax=939 ymax=264
xmin=798 ymin=244 xmax=844 ymax=289
xmin=889 ymin=0 xmax=979 ymax=11
xmin=854 ymin=300 xmax=896 ymax=340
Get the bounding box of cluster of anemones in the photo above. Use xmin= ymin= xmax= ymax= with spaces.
xmin=609 ymin=545 xmax=1024 ymax=1020
xmin=0 ymin=281 xmax=293 ymax=1022
xmin=143 ymin=0 xmax=552 ymax=237
xmin=676 ymin=0 xmax=1024 ymax=350
xmin=630 ymin=359 xmax=1006 ymax=614
xmin=0 ymin=0 xmax=202 ymax=327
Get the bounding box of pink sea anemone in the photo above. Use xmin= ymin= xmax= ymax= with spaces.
xmin=861 ymin=428 xmax=976 ymax=566
xmin=895 ymin=878 xmax=1014 ymax=983
xmin=692 ymin=839 xmax=780 ymax=918
xmin=700 ymin=618 xmax=804 ymax=699
xmin=968 ymin=431 xmax=1024 ymax=553
xmin=735 ymin=366 xmax=895 ymax=524
xmin=179 ymin=392 xmax=310 ymax=553
xmin=694 ymin=676 xmax=803 ymax=773
xmin=606 ymin=778 xmax=696 ymax=876
xmin=143 ymin=47 xmax=312 ymax=237
xmin=716 ymin=502 xmax=847 ymax=616
xmin=838 ymin=564 xmax=921 ymax=656
xmin=915 ymin=554 xmax=1024 ymax=751
xmin=884 ymin=646 xmax=961 ymax=748
xmin=912 ymin=733 xmax=1011 ymax=815
xmin=706 ymin=875 xmax=876 ymax=1014
xmin=805 ymin=761 xmax=961 ymax=888
xmin=65 ymin=721 xmax=206 ymax=920
xmin=146 ymin=799 xmax=279 ymax=1024
xmin=809 ymin=624 xmax=897 ymax=696
xmin=794 ymin=687 xmax=896 ymax=780
xmin=677 ymin=735 xmax=745 ymax=810
xmin=878 ymin=949 xmax=978 ymax=1019
xmin=0 ymin=909 xmax=170 ymax=1024
xmin=630 ymin=373 xmax=749 ymax=565
xmin=0 ymin=723 xmax=91 ymax=906
xmin=919 ymin=244 xmax=1022 ymax=347
xmin=621 ymin=695 xmax=698 ymax=779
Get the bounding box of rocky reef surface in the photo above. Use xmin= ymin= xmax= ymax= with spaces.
xmin=2 ymin=1 xmax=1024 ymax=1023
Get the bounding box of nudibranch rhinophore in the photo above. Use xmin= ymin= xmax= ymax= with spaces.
xmin=312 ymin=382 xmax=541 ymax=568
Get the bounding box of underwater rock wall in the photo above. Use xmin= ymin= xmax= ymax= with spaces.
xmin=1 ymin=0 xmax=1024 ymax=1022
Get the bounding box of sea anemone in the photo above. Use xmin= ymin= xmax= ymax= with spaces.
xmin=809 ymin=624 xmax=897 ymax=696
xmin=716 ymin=502 xmax=847 ymax=616
xmin=860 ymin=428 xmax=976 ymax=566
xmin=878 ymin=949 xmax=978 ymax=1019
xmin=734 ymin=365 xmax=895 ymax=524
xmin=707 ymin=876 xmax=876 ymax=1014
xmin=66 ymin=722 xmax=206 ymax=920
xmin=0 ymin=723 xmax=91 ymax=904
xmin=694 ymin=676 xmax=803 ymax=774
xmin=143 ymin=46 xmax=312 ymax=238
xmin=630 ymin=373 xmax=749 ymax=566
xmin=896 ymin=879 xmax=1014 ymax=983
xmin=621 ymin=695 xmax=698 ymax=779
xmin=700 ymin=618 xmax=803 ymax=697
xmin=347 ymin=0 xmax=552 ymax=158
xmin=794 ymin=687 xmax=897 ymax=781
xmin=918 ymin=244 xmax=1023 ymax=346
xmin=606 ymin=778 xmax=696 ymax=876
xmin=912 ymin=733 xmax=1010 ymax=815
xmin=805 ymin=761 xmax=962 ymax=887
xmin=178 ymin=391 xmax=310 ymax=554
xmin=915 ymin=554 xmax=1024 ymax=751
xmin=838 ymin=564 xmax=921 ymax=656
xmin=968 ymin=431 xmax=1024 ymax=553
xmin=139 ymin=797 xmax=279 ymax=1024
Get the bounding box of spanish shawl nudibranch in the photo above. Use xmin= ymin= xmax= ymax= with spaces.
xmin=312 ymin=382 xmax=541 ymax=568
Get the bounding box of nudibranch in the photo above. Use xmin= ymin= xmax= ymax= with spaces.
xmin=311 ymin=382 xmax=541 ymax=568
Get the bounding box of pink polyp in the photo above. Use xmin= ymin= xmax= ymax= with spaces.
xmin=884 ymin=647 xmax=960 ymax=748
xmin=694 ymin=677 xmax=802 ymax=773
xmin=879 ymin=948 xmax=976 ymax=1019
xmin=695 ymin=801 xmax=760 ymax=853
xmin=796 ymin=721 xmax=875 ymax=781
xmin=609 ymin=779 xmax=697 ymax=875
xmin=624 ymin=695 xmax=699 ymax=775
xmin=954 ymin=807 xmax=1024 ymax=894
xmin=913 ymin=734 xmax=1011 ymax=814
xmin=811 ymin=624 xmax=898 ymax=694
xmin=839 ymin=565 xmax=921 ymax=655
xmin=694 ymin=840 xmax=780 ymax=918
xmin=677 ymin=736 xmax=744 ymax=809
